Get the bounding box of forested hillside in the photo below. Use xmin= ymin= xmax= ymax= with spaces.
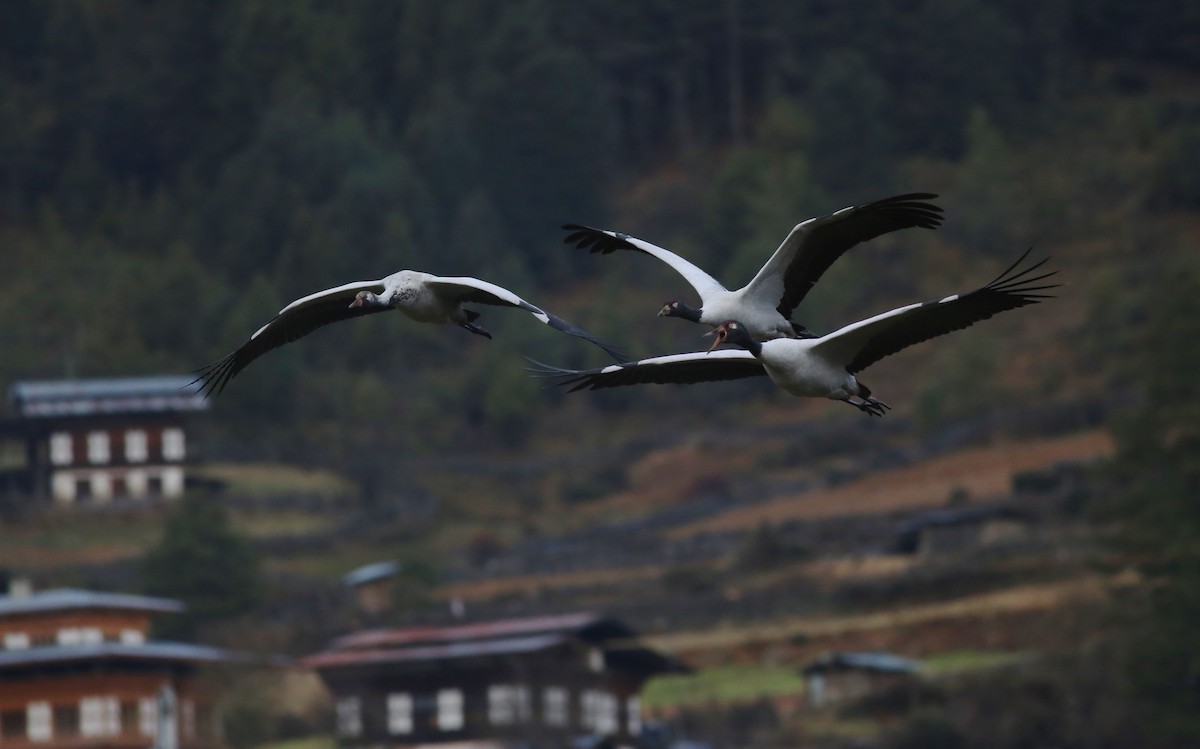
xmin=3 ymin=1 xmax=1196 ymax=480
xmin=4 ymin=3 xmax=1200 ymax=747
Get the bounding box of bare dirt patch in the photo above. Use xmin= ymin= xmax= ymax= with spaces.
xmin=669 ymin=430 xmax=1113 ymax=538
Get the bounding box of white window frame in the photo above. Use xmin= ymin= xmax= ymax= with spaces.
xmin=387 ymin=693 xmax=413 ymax=735
xmin=57 ymin=627 xmax=102 ymax=646
xmin=139 ymin=698 xmax=157 ymax=736
xmin=162 ymin=467 xmax=185 ymax=497
xmin=436 ymin=689 xmax=464 ymax=731
xmin=87 ymin=431 xmax=110 ymax=464
xmin=91 ymin=472 xmax=113 ymax=502
xmin=161 ymin=428 xmax=186 ymax=461
xmin=50 ymin=432 xmax=73 ymax=466
xmin=80 ymin=696 xmax=120 ymax=737
xmin=594 ymin=692 xmax=618 ymax=735
xmin=124 ymin=430 xmax=148 ymax=463
xmin=4 ymin=631 xmax=30 ymax=650
xmin=52 ymin=472 xmax=76 ymax=503
xmin=27 ymin=701 xmax=52 ymax=741
xmin=120 ymin=628 xmax=145 ymax=645
xmin=627 ymin=696 xmax=642 ymax=735
xmin=488 ymin=685 xmax=516 ymax=725
xmin=126 ymin=469 xmax=148 ymax=497
xmin=581 ymin=690 xmax=617 ymax=734
xmin=336 ymin=697 xmax=362 ymax=738
xmin=543 ymin=686 xmax=569 ymax=727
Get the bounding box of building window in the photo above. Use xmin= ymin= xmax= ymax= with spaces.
xmin=87 ymin=432 xmax=110 ymax=464
xmin=488 ymin=685 xmax=531 ymax=725
xmin=581 ymin=691 xmax=618 ymax=735
xmin=387 ymin=693 xmax=413 ymax=735
xmin=126 ymin=469 xmax=148 ymax=498
xmin=80 ymin=697 xmax=119 ymax=737
xmin=91 ymin=473 xmax=113 ymax=502
xmin=50 ymin=433 xmax=73 ymax=466
xmin=52 ymin=472 xmax=76 ymax=503
xmin=162 ymin=428 xmax=186 ymax=461
xmin=336 ymin=697 xmax=362 ymax=738
xmin=124 ymin=430 xmax=148 ymax=463
xmin=162 ymin=467 xmax=185 ymax=497
xmin=27 ymin=701 xmax=52 ymax=742
xmin=138 ymin=698 xmax=157 ymax=736
xmin=627 ymin=696 xmax=641 ymax=735
xmin=4 ymin=632 xmax=30 ymax=650
xmin=57 ymin=627 xmax=103 ymax=646
xmin=120 ymin=628 xmax=145 ymax=645
xmin=436 ymin=689 xmax=464 ymax=731
xmin=543 ymin=687 xmax=569 ymax=727
xmin=588 ymin=647 xmax=605 ymax=672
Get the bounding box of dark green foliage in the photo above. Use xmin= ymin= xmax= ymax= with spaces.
xmin=1151 ymin=125 xmax=1200 ymax=210
xmin=142 ymin=495 xmax=261 ymax=640
xmin=886 ymin=710 xmax=968 ymax=749
xmin=734 ymin=521 xmax=808 ymax=571
xmin=1099 ymin=266 xmax=1200 ymax=745
xmin=0 ymin=0 xmax=1194 ymax=490
xmin=805 ymin=51 xmax=895 ymax=201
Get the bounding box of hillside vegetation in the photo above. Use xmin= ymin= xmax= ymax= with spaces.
xmin=2 ymin=2 xmax=1199 ymax=747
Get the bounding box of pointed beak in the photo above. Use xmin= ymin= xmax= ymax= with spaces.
xmin=348 ymin=298 xmax=363 ymax=309
xmin=657 ymin=306 xmax=670 ymax=317
xmin=706 ymin=328 xmax=727 ymax=353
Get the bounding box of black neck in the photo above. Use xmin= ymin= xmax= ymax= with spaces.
xmin=676 ymin=302 xmax=703 ymax=323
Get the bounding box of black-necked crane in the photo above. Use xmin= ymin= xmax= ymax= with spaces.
xmin=562 ymin=193 xmax=943 ymax=341
xmin=194 ymin=270 xmax=621 ymax=397
xmin=533 ymin=249 xmax=1057 ymax=416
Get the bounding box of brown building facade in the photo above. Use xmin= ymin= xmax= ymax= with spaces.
xmin=0 ymin=587 xmax=234 ymax=747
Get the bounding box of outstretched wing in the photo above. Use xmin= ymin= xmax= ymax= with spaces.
xmin=427 ymin=276 xmax=625 ymax=361
xmin=744 ymin=193 xmax=944 ymax=319
xmin=811 ymin=248 xmax=1058 ymax=374
xmin=193 ymin=279 xmax=387 ymax=398
xmin=530 ymin=349 xmax=766 ymax=392
xmin=562 ymin=224 xmax=727 ymax=302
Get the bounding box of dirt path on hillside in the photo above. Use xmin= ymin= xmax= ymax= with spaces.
xmin=644 ymin=570 xmax=1137 ymax=658
xmin=668 ymin=430 xmax=1113 ymax=538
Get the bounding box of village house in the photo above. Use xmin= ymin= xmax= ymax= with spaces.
xmin=0 ymin=584 xmax=236 ymax=747
xmin=802 ymin=652 xmax=919 ymax=709
xmin=302 ymin=612 xmax=685 ymax=749
xmin=0 ymin=376 xmax=207 ymax=505
xmin=343 ymin=560 xmax=405 ymax=616
xmin=892 ymin=505 xmax=1032 ymax=557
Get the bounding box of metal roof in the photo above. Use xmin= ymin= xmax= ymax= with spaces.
xmin=343 ymin=560 xmax=403 ymax=588
xmin=307 ymin=612 xmax=685 ymax=675
xmin=803 ymin=652 xmax=919 ymax=675
xmin=331 ymin=612 xmax=627 ymax=651
xmin=9 ymin=376 xmax=208 ymax=418
xmin=302 ymin=633 xmax=571 ymax=670
xmin=0 ymin=641 xmax=235 ymax=671
xmin=0 ymin=588 xmax=183 ymax=618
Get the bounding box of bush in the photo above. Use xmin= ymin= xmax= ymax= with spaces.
xmin=887 ymin=710 xmax=968 ymax=749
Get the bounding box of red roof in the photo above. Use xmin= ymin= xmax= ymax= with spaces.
xmin=330 ymin=612 xmax=618 ymax=651
xmin=304 ymin=612 xmax=684 ymax=675
xmin=302 ymin=633 xmax=569 ymax=669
